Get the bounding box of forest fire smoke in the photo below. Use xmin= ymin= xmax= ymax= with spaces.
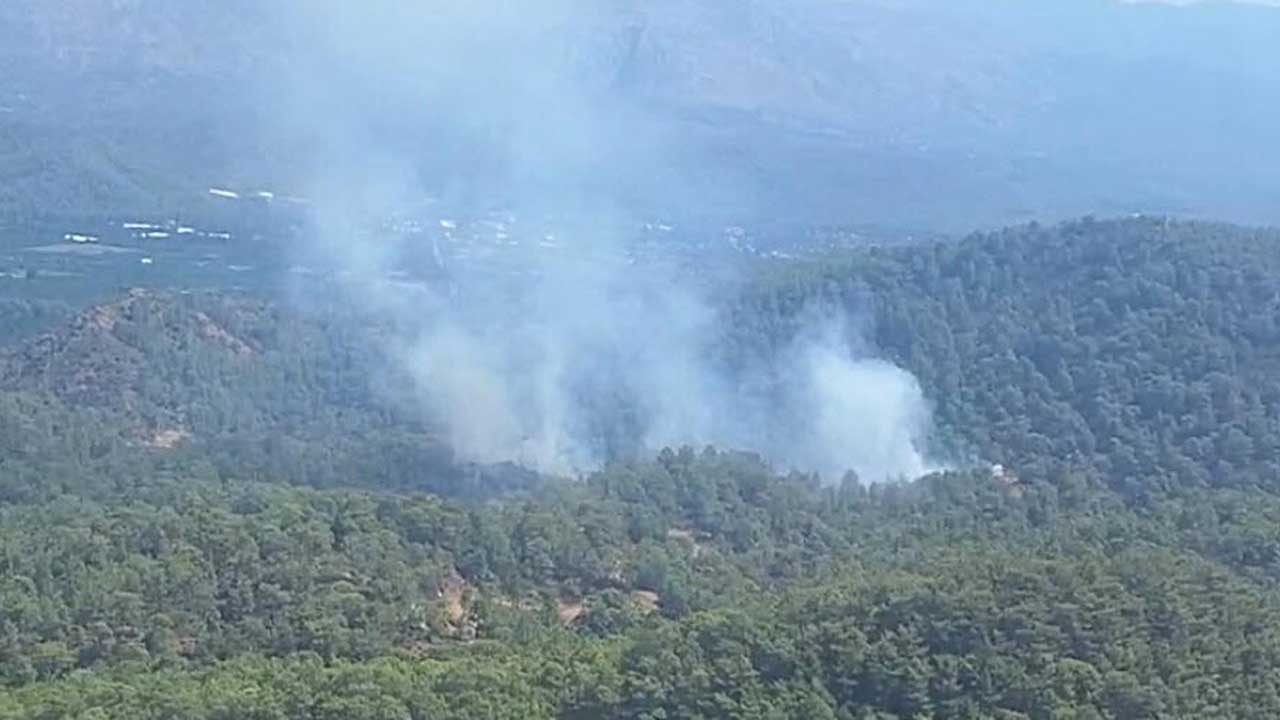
xmin=274 ymin=0 xmax=938 ymax=481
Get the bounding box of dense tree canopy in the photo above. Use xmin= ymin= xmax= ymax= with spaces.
xmin=5 ymin=217 xmax=1280 ymax=718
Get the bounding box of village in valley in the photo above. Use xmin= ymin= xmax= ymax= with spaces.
xmin=1 ymin=182 xmax=920 ymax=304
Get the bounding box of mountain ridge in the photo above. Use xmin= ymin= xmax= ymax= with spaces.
xmin=3 ymin=1 xmax=1279 ymax=230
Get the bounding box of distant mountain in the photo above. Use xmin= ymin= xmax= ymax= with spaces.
xmin=0 ymin=0 xmax=271 ymax=76
xmin=2 ymin=0 xmax=1278 ymax=230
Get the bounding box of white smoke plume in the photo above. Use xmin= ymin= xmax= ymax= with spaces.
xmin=787 ymin=323 xmax=936 ymax=481
xmin=264 ymin=0 xmax=940 ymax=482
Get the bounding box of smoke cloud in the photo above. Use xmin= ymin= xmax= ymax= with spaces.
xmin=265 ymin=0 xmax=939 ymax=482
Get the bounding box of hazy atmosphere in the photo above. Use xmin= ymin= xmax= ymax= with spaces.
xmin=7 ymin=2 xmax=1280 ymax=716
xmin=4 ymin=0 xmax=1280 ymax=228
xmin=275 ymin=0 xmax=936 ymax=479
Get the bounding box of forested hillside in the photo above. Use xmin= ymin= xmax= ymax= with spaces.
xmin=0 ymin=289 xmax=540 ymax=502
xmin=6 ymin=217 xmax=1280 ymax=718
xmin=737 ymin=217 xmax=1280 ymax=498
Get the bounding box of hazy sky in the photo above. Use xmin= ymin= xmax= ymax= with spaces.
xmin=1120 ymin=0 xmax=1280 ymax=5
